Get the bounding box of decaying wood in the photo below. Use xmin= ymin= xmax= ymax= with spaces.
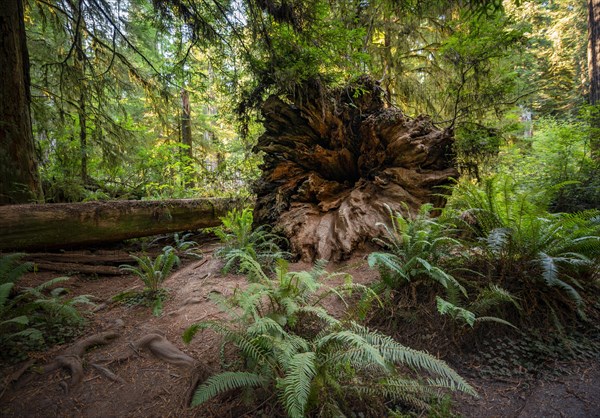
xmin=0 ymin=198 xmax=240 ymax=251
xmin=32 ymin=261 xmax=123 ymax=275
xmin=253 ymin=76 xmax=458 ymax=261
xmin=25 ymin=252 xmax=132 ymax=265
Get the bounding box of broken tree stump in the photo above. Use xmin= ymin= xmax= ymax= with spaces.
xmin=253 ymin=76 xmax=458 ymax=261
xmin=0 ymin=198 xmax=240 ymax=251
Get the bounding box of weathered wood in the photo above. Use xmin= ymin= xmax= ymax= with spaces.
xmin=0 ymin=198 xmax=239 ymax=251
xmin=254 ymin=76 xmax=458 ymax=261
xmin=32 ymin=261 xmax=123 ymax=276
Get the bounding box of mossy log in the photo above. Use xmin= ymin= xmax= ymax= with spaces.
xmin=0 ymin=198 xmax=239 ymax=251
xmin=253 ymin=76 xmax=458 ymax=261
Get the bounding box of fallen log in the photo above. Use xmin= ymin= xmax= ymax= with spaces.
xmin=32 ymin=261 xmax=123 ymax=276
xmin=0 ymin=198 xmax=240 ymax=251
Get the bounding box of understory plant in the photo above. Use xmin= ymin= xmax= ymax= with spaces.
xmin=368 ymin=204 xmax=467 ymax=298
xmin=184 ymin=255 xmax=475 ymax=416
xmin=214 ymin=208 xmax=288 ymax=273
xmin=448 ymin=176 xmax=600 ymax=325
xmin=119 ymin=247 xmax=181 ymax=315
xmin=368 ymin=203 xmax=518 ymax=331
xmin=0 ymin=255 xmax=92 ymax=362
xmin=163 ymin=232 xmax=203 ymax=259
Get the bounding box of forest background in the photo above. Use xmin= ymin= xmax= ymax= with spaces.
xmin=1 ymin=0 xmax=598 ymax=211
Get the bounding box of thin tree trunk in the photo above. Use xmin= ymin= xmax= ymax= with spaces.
xmin=79 ymin=92 xmax=87 ymax=183
xmin=588 ymin=0 xmax=600 ymax=160
xmin=181 ymin=88 xmax=194 ymax=186
xmin=0 ymin=0 xmax=43 ymax=204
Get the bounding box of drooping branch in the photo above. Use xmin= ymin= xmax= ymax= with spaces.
xmin=253 ymin=76 xmax=458 ymax=261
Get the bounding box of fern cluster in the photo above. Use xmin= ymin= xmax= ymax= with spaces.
xmin=1 ymin=254 xmax=92 ymax=362
xmin=184 ymin=256 xmax=475 ymax=416
xmin=214 ymin=208 xmax=289 ymax=274
xmin=119 ymin=246 xmax=181 ymax=315
xmin=368 ymin=203 xmax=520 ymax=331
xmin=448 ymin=176 xmax=600 ymax=324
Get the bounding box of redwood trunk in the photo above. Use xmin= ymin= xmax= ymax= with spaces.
xmin=0 ymin=0 xmax=43 ymax=204
xmin=0 ymin=198 xmax=239 ymax=251
xmin=589 ymin=0 xmax=600 ymax=159
xmin=253 ymin=77 xmax=458 ymax=261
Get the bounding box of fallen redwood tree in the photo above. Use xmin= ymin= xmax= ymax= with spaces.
xmin=0 ymin=198 xmax=240 ymax=251
xmin=253 ymin=76 xmax=458 ymax=261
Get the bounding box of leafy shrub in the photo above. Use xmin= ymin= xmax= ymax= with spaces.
xmin=184 ymin=257 xmax=475 ymax=416
xmin=214 ymin=208 xmax=288 ymax=273
xmin=119 ymin=247 xmax=181 ymax=315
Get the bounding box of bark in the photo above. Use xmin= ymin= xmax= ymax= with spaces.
xmin=181 ymin=89 xmax=193 ymax=158
xmin=589 ymin=0 xmax=600 ymax=159
xmin=253 ymin=76 xmax=458 ymax=261
xmin=0 ymin=0 xmax=43 ymax=204
xmin=0 ymin=198 xmax=240 ymax=251
xmin=589 ymin=0 xmax=600 ymax=106
xmin=181 ymin=89 xmax=194 ymax=186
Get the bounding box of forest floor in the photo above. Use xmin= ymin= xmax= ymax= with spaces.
xmin=1 ymin=236 xmax=599 ymax=418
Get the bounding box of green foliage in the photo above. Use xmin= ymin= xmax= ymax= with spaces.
xmin=214 ymin=208 xmax=288 ymax=275
xmin=119 ymin=247 xmax=181 ymax=315
xmin=497 ymin=116 xmax=600 ymax=212
xmin=163 ymin=232 xmax=203 ymax=259
xmin=0 ymin=257 xmax=91 ymax=362
xmin=368 ymin=204 xmax=465 ymax=296
xmin=448 ymin=176 xmax=600 ymax=323
xmin=0 ymin=253 xmax=32 ymax=286
xmin=184 ymin=262 xmax=475 ymax=416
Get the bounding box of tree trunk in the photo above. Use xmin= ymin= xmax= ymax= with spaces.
xmin=253 ymin=76 xmax=458 ymax=261
xmin=589 ymin=0 xmax=600 ymax=160
xmin=0 ymin=198 xmax=240 ymax=251
xmin=0 ymin=0 xmax=43 ymax=204
xmin=181 ymin=88 xmax=194 ymax=186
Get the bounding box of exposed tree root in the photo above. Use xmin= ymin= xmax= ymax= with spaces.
xmin=15 ymin=330 xmax=120 ymax=392
xmin=107 ymin=333 xmax=196 ymax=368
xmin=254 ymin=76 xmax=458 ymax=261
xmin=132 ymin=333 xmax=196 ymax=367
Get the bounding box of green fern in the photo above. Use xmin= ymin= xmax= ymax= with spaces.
xmin=0 ymin=253 xmax=32 ymax=286
xmin=1 ymin=274 xmax=88 ymax=362
xmin=448 ymin=175 xmax=600 ymax=325
xmin=191 ymin=372 xmax=266 ymax=406
xmin=184 ymin=260 xmax=476 ymax=416
xmin=214 ymin=208 xmax=289 ymax=273
xmin=120 ymin=248 xmax=180 ymax=293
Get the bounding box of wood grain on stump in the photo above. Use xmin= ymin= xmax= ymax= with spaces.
xmin=253 ymin=77 xmax=458 ymax=261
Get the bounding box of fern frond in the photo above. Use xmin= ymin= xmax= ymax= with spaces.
xmin=0 ymin=282 xmax=15 ymax=308
xmin=0 ymin=253 xmax=32 ymax=285
xmin=368 ymin=253 xmax=409 ymax=282
xmin=470 ymin=284 xmax=521 ymax=313
xmin=34 ymin=276 xmax=71 ymax=291
xmin=279 ymin=352 xmax=316 ymax=418
xmin=192 ymin=371 xmax=266 ymax=407
xmin=436 ymin=297 xmax=476 ymax=327
xmin=537 ymin=252 xmax=583 ymax=307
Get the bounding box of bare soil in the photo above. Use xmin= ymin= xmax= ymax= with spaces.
xmin=1 ymin=239 xmax=598 ymax=418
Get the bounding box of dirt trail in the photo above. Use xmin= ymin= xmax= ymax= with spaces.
xmin=1 ymin=244 xmax=598 ymax=417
